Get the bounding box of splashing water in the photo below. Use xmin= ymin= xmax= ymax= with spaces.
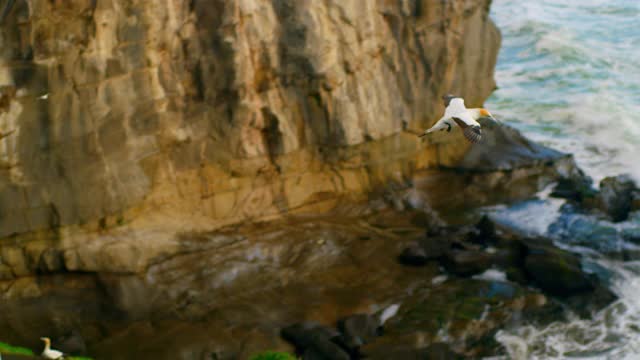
xmin=496 ymin=261 xmax=640 ymax=360
xmin=486 ymin=1 xmax=640 ymax=358
xmin=488 ymin=0 xmax=640 ymax=183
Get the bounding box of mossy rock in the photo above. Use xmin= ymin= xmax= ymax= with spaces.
xmin=383 ymin=279 xmax=522 ymax=337
xmin=249 ymin=351 xmax=296 ymax=360
xmin=523 ymin=243 xmax=594 ymax=296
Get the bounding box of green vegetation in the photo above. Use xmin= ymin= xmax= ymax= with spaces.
xmin=249 ymin=351 xmax=297 ymax=360
xmin=0 ymin=341 xmax=34 ymax=356
xmin=0 ymin=341 xmax=94 ymax=359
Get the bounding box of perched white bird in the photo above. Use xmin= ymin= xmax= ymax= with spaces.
xmin=420 ymin=95 xmax=499 ymax=143
xmin=40 ymin=337 xmax=64 ymax=359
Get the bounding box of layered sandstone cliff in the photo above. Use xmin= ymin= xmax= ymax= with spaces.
xmin=0 ymin=0 xmax=503 ymax=277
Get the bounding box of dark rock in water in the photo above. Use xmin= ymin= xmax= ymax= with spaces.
xmin=505 ymin=266 xmax=527 ymax=284
xmin=336 ymin=314 xmax=381 ymax=354
xmin=467 ymin=215 xmax=497 ymax=246
xmin=281 ymin=323 xmax=349 ymax=360
xmin=595 ymin=174 xmax=638 ymax=222
xmin=523 ymin=242 xmax=594 ymax=297
xmin=551 ymin=175 xmax=596 ymax=202
xmin=399 ymin=235 xmax=449 ymax=267
xmin=631 ymin=191 xmax=640 ymax=212
xmin=550 ymin=173 xmax=639 ymax=222
xmin=441 ymin=249 xmax=493 ymax=277
xmin=622 ymin=227 xmax=640 ymax=245
xmin=398 ymin=242 xmax=429 ymax=266
xmin=566 ymin=284 xmax=618 ymax=318
xmin=421 ymin=235 xmax=450 ymax=259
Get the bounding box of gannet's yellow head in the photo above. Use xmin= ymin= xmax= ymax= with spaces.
xmin=40 ymin=337 xmax=50 ymax=343
xmin=479 ymin=108 xmax=492 ymax=117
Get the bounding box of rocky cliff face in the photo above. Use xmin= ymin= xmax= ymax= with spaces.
xmin=0 ymin=0 xmax=501 ymax=276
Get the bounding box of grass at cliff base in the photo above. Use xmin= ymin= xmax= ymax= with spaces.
xmin=0 ymin=340 xmax=93 ymax=359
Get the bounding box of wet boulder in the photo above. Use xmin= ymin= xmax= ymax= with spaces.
xmin=336 ymin=314 xmax=381 ymax=354
xmin=594 ymin=174 xmax=638 ymax=222
xmin=467 ymin=215 xmax=498 ymax=246
xmin=441 ymin=249 xmax=493 ymax=277
xmin=398 ymin=236 xmax=448 ymax=267
xmin=632 ymin=191 xmax=640 ymax=212
xmin=398 ymin=242 xmax=429 ymax=266
xmin=281 ymin=323 xmax=350 ymax=360
xmin=522 ymin=242 xmax=594 ymax=297
xmin=550 ymin=174 xmax=595 ymax=202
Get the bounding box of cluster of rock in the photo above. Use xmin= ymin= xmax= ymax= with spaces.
xmin=552 ymin=173 xmax=640 ymax=222
xmin=277 ymin=214 xmax=617 ymax=359
xmin=281 ymin=313 xmax=458 ymax=360
xmin=401 ymin=216 xmax=615 ymax=306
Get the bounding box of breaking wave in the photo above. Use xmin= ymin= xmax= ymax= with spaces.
xmin=488 ymin=0 xmax=640 ymax=183
xmin=486 ymin=1 xmax=640 ymax=358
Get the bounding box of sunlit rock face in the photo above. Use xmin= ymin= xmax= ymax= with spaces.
xmin=0 ymin=0 xmax=500 ymax=275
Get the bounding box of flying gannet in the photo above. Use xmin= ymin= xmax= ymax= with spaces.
xmin=419 ymin=95 xmax=499 ymax=143
xmin=40 ymin=337 xmax=64 ymax=360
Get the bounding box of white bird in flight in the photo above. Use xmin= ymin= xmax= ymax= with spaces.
xmin=420 ymin=95 xmax=499 ymax=143
xmin=40 ymin=337 xmax=64 ymax=359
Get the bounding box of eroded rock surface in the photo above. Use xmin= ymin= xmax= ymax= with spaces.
xmin=0 ymin=0 xmax=499 ymax=240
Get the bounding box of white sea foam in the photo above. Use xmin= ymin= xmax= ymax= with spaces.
xmin=472 ymin=269 xmax=507 ymax=282
xmin=379 ymin=303 xmax=400 ymax=325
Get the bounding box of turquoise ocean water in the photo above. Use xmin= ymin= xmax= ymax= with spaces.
xmin=488 ymin=0 xmax=640 ymax=183
xmin=485 ymin=1 xmax=640 ymax=359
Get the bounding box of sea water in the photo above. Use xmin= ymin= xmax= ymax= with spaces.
xmin=488 ymin=0 xmax=640 ymax=183
xmin=485 ymin=1 xmax=640 ymax=359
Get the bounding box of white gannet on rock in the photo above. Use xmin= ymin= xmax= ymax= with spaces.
xmin=420 ymin=95 xmax=499 ymax=144
xmin=40 ymin=337 xmax=64 ymax=359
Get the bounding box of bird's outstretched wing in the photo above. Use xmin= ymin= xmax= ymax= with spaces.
xmin=452 ymin=117 xmax=482 ymax=144
xmin=478 ymin=116 xmax=501 ymax=127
